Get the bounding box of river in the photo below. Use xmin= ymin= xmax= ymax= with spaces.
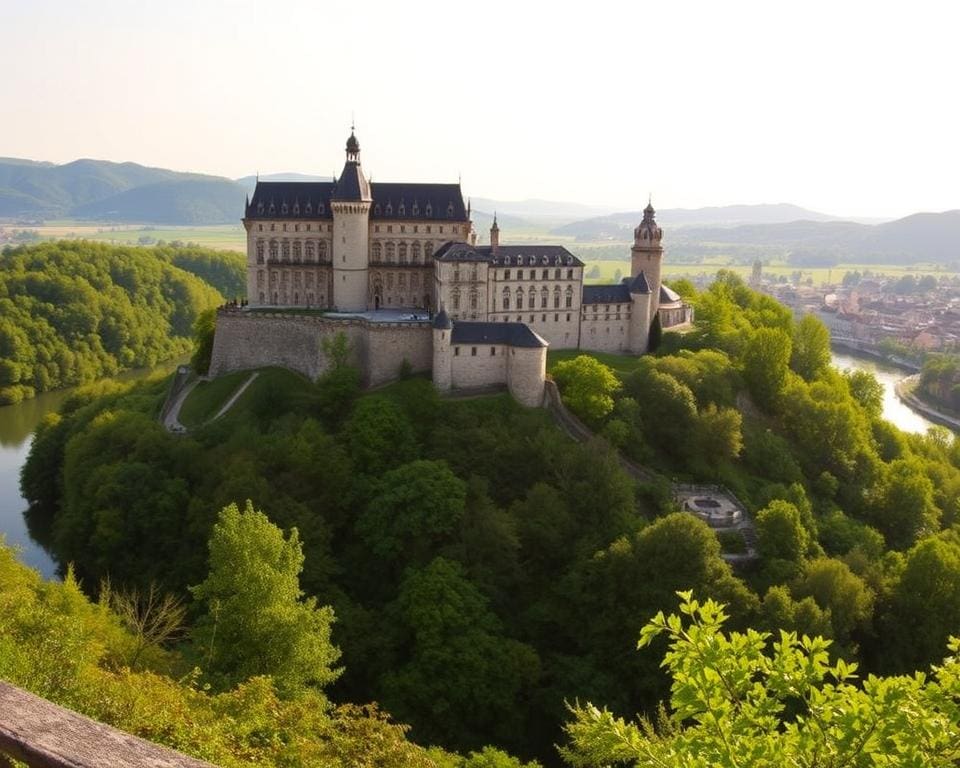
xmin=0 ymin=361 xmax=181 ymax=579
xmin=0 ymin=351 xmax=947 ymax=577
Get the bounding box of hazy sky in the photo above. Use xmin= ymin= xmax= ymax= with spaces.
xmin=2 ymin=0 xmax=958 ymax=218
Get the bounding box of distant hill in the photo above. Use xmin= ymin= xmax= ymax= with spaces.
xmin=551 ymin=203 xmax=845 ymax=240
xmin=471 ymin=197 xmax=618 ymax=221
xmin=668 ymin=210 xmax=960 ymax=264
xmin=0 ymin=157 xmax=246 ymax=224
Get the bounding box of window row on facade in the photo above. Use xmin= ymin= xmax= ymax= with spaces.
xmin=370 ymin=241 xmax=436 ymax=265
xmin=256 ymin=222 xmax=332 ymax=233
xmin=255 ymin=239 xmax=331 ymax=265
xmin=373 ymin=223 xmax=458 ymax=235
xmin=486 ymin=286 xmax=575 ymax=311
xmin=257 ymin=290 xmax=327 ymax=307
xmin=256 ymin=269 xmax=330 ymax=290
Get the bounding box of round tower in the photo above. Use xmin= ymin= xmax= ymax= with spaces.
xmin=332 ymin=129 xmax=372 ymax=312
xmin=431 ymin=308 xmax=453 ymax=393
xmin=631 ymin=201 xmax=664 ymax=317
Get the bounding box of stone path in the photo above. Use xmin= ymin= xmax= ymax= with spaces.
xmin=211 ymin=371 xmax=259 ymax=421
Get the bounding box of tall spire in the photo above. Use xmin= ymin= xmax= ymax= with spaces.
xmin=490 ymin=211 xmax=500 ymax=255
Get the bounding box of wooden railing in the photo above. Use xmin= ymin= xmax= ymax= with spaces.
xmin=0 ymin=682 xmax=215 ymax=768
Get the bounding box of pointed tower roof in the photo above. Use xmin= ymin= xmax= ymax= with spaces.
xmin=332 ymin=127 xmax=372 ymax=202
xmin=432 ymin=307 xmax=452 ymax=329
xmin=629 ymin=270 xmax=651 ymax=294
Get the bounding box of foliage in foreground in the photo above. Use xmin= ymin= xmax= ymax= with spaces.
xmin=563 ymin=593 xmax=960 ymax=767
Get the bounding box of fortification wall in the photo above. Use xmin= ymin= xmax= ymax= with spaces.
xmin=209 ymin=310 xmax=431 ymax=386
xmin=580 ymin=317 xmax=632 ymax=353
xmin=450 ymin=344 xmax=509 ymax=390
xmin=365 ymin=323 xmax=433 ymax=386
xmin=507 ymin=346 xmax=547 ymax=407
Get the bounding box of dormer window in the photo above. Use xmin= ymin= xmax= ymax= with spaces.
xmin=541 ymin=255 xmax=548 ymax=265
xmin=257 ymin=203 xmax=264 ymax=214
xmin=399 ymin=204 xmax=405 ymax=216
xmin=412 ymin=203 xmax=419 ymax=216
xmin=374 ymin=203 xmax=381 ymax=215
xmin=425 ymin=203 xmax=433 ymax=217
xmin=386 ymin=203 xmax=393 ymax=216
xmin=281 ymin=203 xmax=288 ymax=215
xmin=318 ymin=202 xmax=325 ymax=214
xmin=268 ymin=202 xmax=276 ymax=215
xmin=305 ymin=202 xmax=312 ymax=215
xmin=566 ymin=256 xmax=573 ymax=265
xmin=528 ymin=256 xmax=535 ymax=266
xmin=446 ymin=202 xmax=454 ymax=217
xmin=293 ymin=204 xmax=300 ymax=215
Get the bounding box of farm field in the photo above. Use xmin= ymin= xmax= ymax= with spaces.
xmin=2 ymin=221 xmax=246 ymax=251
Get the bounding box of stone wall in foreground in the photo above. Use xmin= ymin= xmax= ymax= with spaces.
xmin=209 ymin=310 xmax=432 ymax=386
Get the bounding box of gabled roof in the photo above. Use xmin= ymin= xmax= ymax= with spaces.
xmin=660 ymin=284 xmax=682 ymax=303
xmin=582 ymin=284 xmax=632 ymax=305
xmin=451 ymin=321 xmax=548 ymax=348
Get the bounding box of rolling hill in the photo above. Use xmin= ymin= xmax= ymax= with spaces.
xmin=0 ymin=157 xmax=246 ymax=223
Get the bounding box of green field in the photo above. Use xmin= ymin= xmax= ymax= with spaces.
xmin=9 ymin=222 xmax=246 ymax=252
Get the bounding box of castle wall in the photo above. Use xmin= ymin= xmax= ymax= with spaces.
xmin=579 ymin=301 xmax=633 ymax=353
xmin=209 ymin=310 xmax=431 ymax=386
xmin=450 ymin=343 xmax=508 ymax=390
xmin=507 ymin=346 xmax=547 ymax=407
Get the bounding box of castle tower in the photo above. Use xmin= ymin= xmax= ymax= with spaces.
xmin=490 ymin=212 xmax=500 ymax=255
xmin=627 ymin=271 xmax=652 ymax=354
xmin=431 ymin=308 xmax=453 ymax=392
xmin=331 ymin=129 xmax=373 ymax=312
xmin=631 ymin=201 xmax=664 ymax=319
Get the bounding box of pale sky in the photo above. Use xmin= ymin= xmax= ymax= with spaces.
xmin=2 ymin=0 xmax=958 ymax=219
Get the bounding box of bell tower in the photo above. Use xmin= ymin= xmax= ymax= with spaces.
xmin=331 ymin=127 xmax=373 ymax=312
xmin=631 ymin=200 xmax=664 ymax=317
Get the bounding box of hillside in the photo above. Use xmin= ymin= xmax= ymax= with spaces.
xmin=0 ymin=157 xmax=246 ymax=224
xmin=0 ymin=241 xmax=230 ymax=403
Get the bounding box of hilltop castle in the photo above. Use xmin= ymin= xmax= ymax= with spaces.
xmin=209 ymin=131 xmax=691 ymax=405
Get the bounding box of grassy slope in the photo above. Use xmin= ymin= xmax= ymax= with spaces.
xmin=179 ymin=371 xmax=251 ymax=428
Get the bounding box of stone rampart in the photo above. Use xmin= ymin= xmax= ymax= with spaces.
xmin=209 ymin=310 xmax=431 ymax=386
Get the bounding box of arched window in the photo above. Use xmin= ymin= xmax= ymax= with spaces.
xmin=516 ymin=288 xmax=524 ymax=309
xmin=256 ymin=241 xmax=264 ymax=264
xmin=554 ymin=286 xmax=561 ymax=308
xmin=470 ymin=289 xmax=478 ymax=310
xmin=528 ymin=287 xmax=536 ymax=307
xmin=372 ymin=242 xmax=382 ymax=262
xmin=293 ymin=241 xmax=302 ymax=262
xmin=425 ymin=242 xmax=434 ymax=260
xmin=412 ymin=241 xmax=421 ymax=264
xmin=452 ymin=289 xmax=461 ymax=310
xmin=565 ymin=286 xmax=573 ymax=308
xmin=281 ymin=241 xmax=290 ymax=262
xmin=399 ymin=242 xmax=407 ymax=264
xmin=386 ymin=242 xmax=395 ymax=263
xmin=269 ymin=240 xmax=278 ymax=260
xmin=541 ymin=287 xmax=549 ymax=308
xmin=502 ymin=287 xmax=511 ymax=310
xmin=305 ymin=241 xmax=315 ymax=262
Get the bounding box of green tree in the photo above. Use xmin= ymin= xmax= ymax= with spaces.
xmin=867 ymin=457 xmax=940 ymax=550
xmin=695 ymin=404 xmax=742 ymax=465
xmin=190 ymin=501 xmax=341 ymax=694
xmin=790 ymin=313 xmax=831 ymax=381
xmin=552 ymin=355 xmax=621 ymax=424
xmin=755 ymin=499 xmax=809 ymax=563
xmin=343 ymin=395 xmax=419 ymax=476
xmin=563 ymin=594 xmax=960 ymax=767
xmin=190 ymin=308 xmax=217 ymax=375
xmin=743 ymin=327 xmax=792 ymax=409
xmin=794 ymin=557 xmax=874 ymax=645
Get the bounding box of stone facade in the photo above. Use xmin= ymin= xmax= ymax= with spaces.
xmin=216 ymin=131 xmax=692 ymax=407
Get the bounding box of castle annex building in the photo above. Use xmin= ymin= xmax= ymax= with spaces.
xmin=209 ymin=131 xmax=691 ymax=406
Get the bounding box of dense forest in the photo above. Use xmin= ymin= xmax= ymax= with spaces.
xmin=20 ymin=273 xmax=960 ymax=764
xmin=919 ymin=353 xmax=960 ymax=414
xmin=0 ymin=241 xmax=243 ymax=403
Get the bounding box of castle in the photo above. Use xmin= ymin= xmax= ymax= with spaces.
xmin=208 ymin=131 xmax=691 ymax=406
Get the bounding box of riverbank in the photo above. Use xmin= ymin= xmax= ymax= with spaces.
xmin=894 ymin=375 xmax=960 ymax=432
xmin=830 ymin=339 xmax=921 ymax=373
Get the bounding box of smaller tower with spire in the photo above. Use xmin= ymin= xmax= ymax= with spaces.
xmin=490 ymin=212 xmax=500 ymax=255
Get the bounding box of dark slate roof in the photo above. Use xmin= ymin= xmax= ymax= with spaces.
xmin=451 ymin=321 xmax=548 ymax=348
xmin=660 ymin=284 xmax=682 ymax=303
xmin=629 ymin=271 xmax=651 ymax=294
xmin=245 ymin=180 xmax=467 ymax=221
xmin=487 ymin=245 xmax=583 ymax=267
xmin=434 ymin=242 xmax=583 ymax=267
xmin=332 ymin=161 xmax=371 ymax=202
xmin=432 ymin=308 xmax=452 ymax=329
xmin=247 ymin=181 xmax=335 ymax=219
xmin=370 ymin=183 xmax=467 ymax=221
xmin=582 ymin=283 xmax=632 ymax=305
